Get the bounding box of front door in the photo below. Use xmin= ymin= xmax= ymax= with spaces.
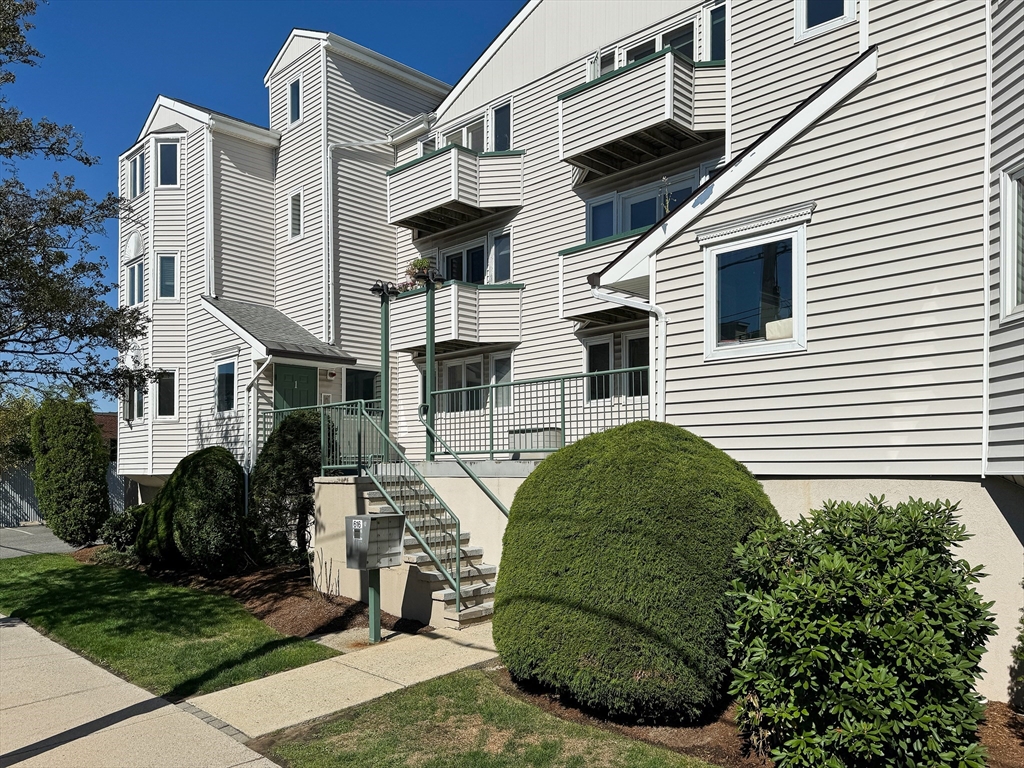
xmin=274 ymin=364 xmax=317 ymax=410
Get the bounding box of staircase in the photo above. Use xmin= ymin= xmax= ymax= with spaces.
xmin=361 ymin=482 xmax=497 ymax=627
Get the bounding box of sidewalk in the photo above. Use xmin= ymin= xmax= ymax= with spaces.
xmin=0 ymin=616 xmax=276 ymax=768
xmin=188 ymin=622 xmax=498 ymax=738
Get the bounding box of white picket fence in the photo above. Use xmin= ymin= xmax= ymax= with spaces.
xmin=0 ymin=462 xmax=126 ymax=528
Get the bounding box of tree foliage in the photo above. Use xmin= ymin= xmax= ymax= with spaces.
xmin=30 ymin=395 xmax=110 ymax=545
xmin=729 ymin=496 xmax=996 ymax=768
xmin=0 ymin=0 xmax=150 ymax=398
xmin=0 ymin=386 xmax=37 ymax=474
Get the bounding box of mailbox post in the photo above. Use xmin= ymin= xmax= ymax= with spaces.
xmin=345 ymin=513 xmax=405 ymax=643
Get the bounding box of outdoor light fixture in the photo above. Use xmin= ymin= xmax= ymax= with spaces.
xmin=369 ymin=279 xmax=387 ymax=297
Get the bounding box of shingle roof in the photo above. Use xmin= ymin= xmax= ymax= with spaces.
xmin=204 ymin=297 xmax=357 ymax=365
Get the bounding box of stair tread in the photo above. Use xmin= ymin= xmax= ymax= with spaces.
xmin=438 ymin=583 xmax=495 ymax=601
xmin=416 ymin=563 xmax=497 ymax=581
xmin=445 ymin=600 xmax=494 ymax=621
xmin=404 ymin=547 xmax=483 ymax=564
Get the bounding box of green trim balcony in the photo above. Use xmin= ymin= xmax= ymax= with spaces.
xmin=390 ymin=281 xmax=525 ymax=353
xmin=557 ymin=48 xmax=725 ymax=176
xmin=386 ymin=145 xmax=525 ymax=234
xmin=559 ymin=228 xmax=650 ymax=322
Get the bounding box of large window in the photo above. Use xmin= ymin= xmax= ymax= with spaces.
xmin=442 ymin=229 xmax=512 ymax=284
xmin=704 ymin=226 xmax=807 ymax=360
xmin=587 ymin=169 xmax=700 ymax=242
xmin=156 ymin=371 xmax=176 ymax=418
xmin=1001 ymin=163 xmax=1024 ymax=317
xmin=157 ymin=253 xmax=176 ymax=299
xmin=795 ymin=0 xmax=855 ymax=40
xmin=129 ymin=153 xmax=145 ymax=198
xmin=664 ymin=23 xmax=695 ymax=60
xmin=157 ymin=141 xmax=178 ymax=187
xmin=445 ymin=243 xmax=486 ymax=284
xmin=346 ymin=368 xmax=380 ymax=401
xmin=289 ymin=78 xmax=301 ymax=124
xmin=127 ymin=261 xmax=144 ymax=306
xmin=216 ymin=361 xmax=235 ymax=412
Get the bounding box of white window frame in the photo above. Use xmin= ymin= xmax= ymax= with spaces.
xmin=704 ymin=1 xmax=727 ymax=61
xmin=488 ymin=227 xmax=513 ymax=283
xmin=582 ymin=333 xmax=614 ymax=404
xmin=438 ymin=114 xmax=486 ymax=153
xmin=659 ymin=19 xmax=698 ymax=60
xmin=794 ymin=0 xmax=857 ymax=42
xmin=156 ymin=252 xmax=178 ymax=301
xmin=442 ymin=356 xmax=484 ymax=413
xmin=155 ymin=369 xmax=179 ymax=421
xmin=214 ymin=358 xmax=238 ymax=416
xmin=123 ymin=382 xmax=146 ymax=424
xmin=619 ymin=170 xmax=699 ymax=233
xmin=441 ymin=238 xmax=487 ymax=283
xmin=621 ymin=329 xmax=651 ymax=400
xmin=128 ymin=152 xmax=145 ymax=199
xmin=288 ymin=75 xmax=302 ymax=126
xmin=288 ymin=188 xmax=303 ymax=240
xmin=489 ymin=100 xmax=513 ymax=152
xmin=703 ymin=224 xmax=808 ymax=362
xmin=155 ymin=140 xmax=179 ymax=188
xmin=126 ymin=260 xmax=145 ymax=306
xmin=418 ymin=135 xmax=437 ymax=157
xmin=1000 ymin=161 xmax=1024 ymax=319
xmin=489 ymin=352 xmax=513 ymax=411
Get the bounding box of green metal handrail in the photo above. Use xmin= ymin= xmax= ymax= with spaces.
xmin=352 ymin=400 xmax=465 ymax=613
xmin=417 ymin=404 xmax=509 ymax=518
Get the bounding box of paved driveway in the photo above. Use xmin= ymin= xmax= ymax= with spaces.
xmin=0 ymin=526 xmax=75 ymax=559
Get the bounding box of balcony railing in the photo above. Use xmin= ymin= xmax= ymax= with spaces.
xmin=386 ymin=145 xmax=525 ymax=234
xmin=559 ymin=228 xmax=650 ymax=321
xmin=258 ymin=400 xmax=384 ymax=472
xmin=390 ymin=281 xmax=524 ymax=353
xmin=558 ymin=48 xmax=725 ymax=176
xmin=430 ymin=367 xmax=650 ymax=460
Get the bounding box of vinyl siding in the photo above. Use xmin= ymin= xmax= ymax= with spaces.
xmin=986 ymin=0 xmax=1024 ymax=476
xmin=652 ymin=0 xmax=988 ymax=476
xmin=213 ymin=131 xmax=275 ymax=305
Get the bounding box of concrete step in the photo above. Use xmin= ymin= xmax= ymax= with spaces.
xmin=436 ymin=582 xmax=495 ymax=603
xmin=403 ymin=546 xmax=483 ymax=566
xmin=362 ymin=488 xmax=431 ymax=503
xmin=404 ymin=531 xmax=470 ymax=549
xmin=416 ymin=562 xmax=497 ymax=583
xmin=444 ymin=600 xmax=494 ymax=625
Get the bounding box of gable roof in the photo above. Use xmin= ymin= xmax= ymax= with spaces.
xmin=135 ymin=96 xmax=280 ymax=148
xmin=596 ymin=46 xmax=879 ymax=292
xmin=202 ymin=297 xmax=357 ymax=365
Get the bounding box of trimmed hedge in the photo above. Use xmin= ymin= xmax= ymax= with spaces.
xmin=136 ymin=447 xmax=248 ymax=574
xmin=100 ymin=505 xmax=146 ymax=552
xmin=493 ymin=420 xmax=778 ymax=721
xmin=30 ymin=397 xmax=110 ymax=546
xmin=729 ymin=496 xmax=996 ymax=768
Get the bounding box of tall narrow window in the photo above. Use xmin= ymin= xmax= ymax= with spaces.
xmin=216 ymin=361 xmax=235 ymax=412
xmin=129 ymin=153 xmax=145 ymax=198
xmin=492 ymin=233 xmax=511 ymax=283
xmin=585 ymin=339 xmax=612 ymax=401
xmin=290 ymin=191 xmax=302 ymax=238
xmin=467 ymin=245 xmax=486 ymax=284
xmin=157 ymin=142 xmax=178 ymax=186
xmin=158 ymin=253 xmax=176 ymax=299
xmin=664 ymin=23 xmax=695 ymax=60
xmin=289 ymin=79 xmax=301 ymax=123
xmin=589 ymin=199 xmax=614 ymax=241
xmin=491 ymin=355 xmax=512 ymax=409
xmin=709 ymin=4 xmax=726 ymax=61
xmin=599 ymin=51 xmax=616 ymax=76
xmin=1001 ymin=164 xmax=1024 ymax=316
xmin=127 ymin=261 xmax=144 ymax=306
xmin=492 ymin=103 xmax=511 ymax=151
xmin=466 ymin=119 xmax=485 ymax=152
xmin=157 ymin=371 xmax=176 ymax=417
xmin=624 ymin=333 xmax=650 ymax=397
xmin=445 ymin=251 xmax=463 ymax=281
xmin=124 ymin=383 xmax=145 ymax=422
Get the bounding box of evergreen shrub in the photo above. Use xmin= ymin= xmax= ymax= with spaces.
xmin=250 ymin=411 xmax=320 ymax=560
xmin=493 ymin=420 xmax=777 ymax=721
xmin=729 ymin=496 xmax=996 ymax=768
xmin=136 ymin=447 xmax=248 ymax=574
xmin=30 ymin=397 xmax=110 ymax=546
xmin=1012 ymin=579 xmax=1024 ymax=712
xmin=100 ymin=505 xmax=146 ymax=552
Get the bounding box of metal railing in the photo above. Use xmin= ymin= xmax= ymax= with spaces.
xmin=257 ymin=400 xmax=383 ymax=472
xmin=430 ymin=367 xmax=650 ymax=459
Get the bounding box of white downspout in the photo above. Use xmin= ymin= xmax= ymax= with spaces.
xmin=589 ymin=284 xmax=669 ymax=422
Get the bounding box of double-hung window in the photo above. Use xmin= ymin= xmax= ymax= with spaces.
xmin=216 ymin=361 xmax=235 ymax=413
xmin=157 ymin=141 xmax=178 ymax=187
xmin=795 ymin=0 xmax=856 ymax=40
xmin=156 ymin=371 xmax=176 ymax=418
xmin=1001 ymin=162 xmax=1024 ymax=317
xmin=704 ymin=225 xmax=807 ymax=360
xmin=157 ymin=253 xmax=176 ymax=299
xmin=584 ymin=336 xmax=613 ymax=401
xmin=129 ymin=153 xmax=145 ymax=198
xmin=127 ymin=261 xmax=145 ymax=306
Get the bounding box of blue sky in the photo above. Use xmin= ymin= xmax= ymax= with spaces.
xmin=12 ymin=0 xmax=523 ymax=408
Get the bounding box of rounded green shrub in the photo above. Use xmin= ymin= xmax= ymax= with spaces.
xmin=30 ymin=397 xmax=110 ymax=546
xmin=250 ymin=411 xmax=320 ymax=561
xmin=729 ymin=496 xmax=997 ymax=768
xmin=100 ymin=505 xmax=146 ymax=552
xmin=493 ymin=420 xmax=777 ymax=721
xmin=136 ymin=447 xmax=248 ymax=574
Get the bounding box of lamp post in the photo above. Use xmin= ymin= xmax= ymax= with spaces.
xmin=417 ymin=268 xmax=444 ymax=461
xmin=369 ymin=279 xmax=400 ymax=439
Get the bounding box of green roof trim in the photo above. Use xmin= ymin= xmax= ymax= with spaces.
xmin=444 ymin=280 xmax=525 ymax=291
xmin=558 ymin=226 xmax=652 ymax=257
xmin=556 ymin=47 xmax=696 ymax=102
xmin=694 ymin=60 xmax=726 ymax=68
xmin=479 ymin=150 xmax=527 ymax=158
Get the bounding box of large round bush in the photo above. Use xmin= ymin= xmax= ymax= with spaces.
xmin=493 ymin=420 xmax=777 ymax=721
xmin=136 ymin=447 xmax=247 ymax=574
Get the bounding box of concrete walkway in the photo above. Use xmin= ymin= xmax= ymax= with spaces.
xmin=188 ymin=622 xmax=498 ymax=738
xmin=0 ymin=616 xmax=276 ymax=768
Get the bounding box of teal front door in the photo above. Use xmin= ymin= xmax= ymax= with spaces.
xmin=274 ymin=364 xmax=317 ymax=409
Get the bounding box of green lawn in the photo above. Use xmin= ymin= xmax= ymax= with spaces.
xmin=259 ymin=668 xmax=718 ymax=768
xmin=0 ymin=554 xmax=337 ymax=699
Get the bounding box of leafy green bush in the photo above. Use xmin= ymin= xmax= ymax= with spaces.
xmin=729 ymin=496 xmax=996 ymax=768
xmin=100 ymin=505 xmax=146 ymax=552
xmin=1011 ymin=579 xmax=1024 ymax=712
xmin=30 ymin=397 xmax=110 ymax=546
xmin=493 ymin=420 xmax=777 ymax=721
xmin=250 ymin=411 xmax=320 ymax=561
xmin=136 ymin=447 xmax=248 ymax=574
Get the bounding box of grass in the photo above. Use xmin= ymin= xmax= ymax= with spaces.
xmin=0 ymin=553 xmax=337 ymax=699
xmin=258 ymin=668 xmax=718 ymax=768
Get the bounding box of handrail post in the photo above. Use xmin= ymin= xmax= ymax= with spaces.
xmin=424 ymin=273 xmax=437 ymax=461
xmin=380 ymin=292 xmax=390 ymax=440
xmin=559 ymin=378 xmax=566 ymax=448
xmin=320 ymin=407 xmax=327 ymax=477
xmin=488 ymin=382 xmax=494 ymax=461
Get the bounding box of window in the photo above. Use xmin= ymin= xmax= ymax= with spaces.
xmin=129 ymin=153 xmax=145 ymax=198
xmin=419 ymin=135 xmax=436 ymax=156
xmin=127 ymin=261 xmax=144 ymax=306
xmin=492 ymin=102 xmax=511 ymax=152
xmin=443 ymin=231 xmax=512 ymax=285
xmin=587 ymin=169 xmax=701 ymax=242
xmin=156 ymin=371 xmax=176 ymax=418
xmin=491 ymin=354 xmax=512 ymax=409
xmin=289 ymin=78 xmax=301 ymax=124
xmin=597 ymin=50 xmax=616 ymax=77
xmin=443 ymin=117 xmax=485 ymax=152
xmin=443 ymin=359 xmax=483 ymax=412
xmin=290 ymin=191 xmax=302 ymax=239
xmin=491 ymin=232 xmax=511 ymax=282
xmin=795 ymin=0 xmax=855 ymax=40
xmin=157 ymin=253 xmax=176 ymax=299
xmin=444 ymin=243 xmax=486 ymax=284
xmin=623 ymin=331 xmax=650 ymax=397
xmin=589 ymin=198 xmax=614 ymax=241
xmin=346 ymin=368 xmax=380 ymax=401
xmin=625 ymin=40 xmax=657 ymax=64
xmin=663 ymin=23 xmax=695 ymax=60
xmin=708 ymin=3 xmax=726 ymax=61
xmin=157 ymin=141 xmax=178 ymax=187
xmin=216 ymin=361 xmax=235 ymax=412
xmin=705 ymin=226 xmax=807 ymax=360
xmin=1001 ymin=163 xmax=1024 ymax=317
xmin=124 ymin=383 xmax=145 ymax=422
xmin=584 ymin=337 xmax=613 ymax=401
